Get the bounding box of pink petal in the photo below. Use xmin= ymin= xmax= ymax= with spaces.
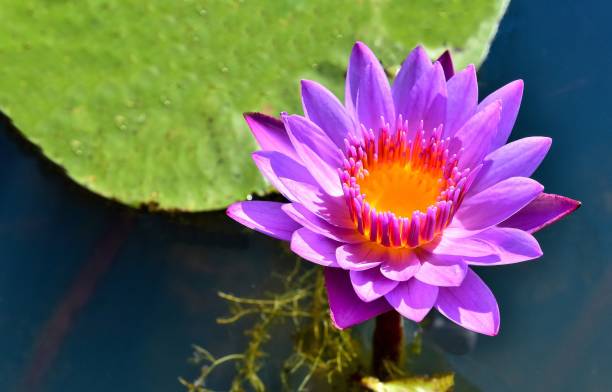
xmin=466 ymin=227 xmax=542 ymax=266
xmin=325 ymin=267 xmax=393 ymax=329
xmin=444 ymin=65 xmax=477 ymax=137
xmin=336 ymin=242 xmax=386 ymax=271
xmin=252 ymin=151 xmax=317 ymax=202
xmin=453 ymin=177 xmax=544 ymax=231
xmin=478 ymin=80 xmax=524 ymax=151
xmin=469 ymin=137 xmax=551 ymax=195
xmin=499 ymin=193 xmax=581 ymax=233
xmin=402 ymin=62 xmax=447 ymax=139
xmin=350 ymin=268 xmax=398 ymax=302
xmin=290 ymin=228 xmax=340 ymax=267
xmin=380 ymin=248 xmax=421 ymax=281
xmin=301 ymin=80 xmax=357 ymax=148
xmin=450 ymin=100 xmax=502 ymax=170
xmin=244 ymin=112 xmax=299 ymax=161
xmin=436 ymin=269 xmax=500 ymax=336
xmin=385 ymin=279 xmax=438 ymax=322
xmin=392 ymin=45 xmax=432 ymax=121
xmin=227 ymin=201 xmax=301 ymax=241
xmin=282 ymin=114 xmax=343 ymax=196
xmin=281 ymin=203 xmax=363 ymax=243
xmin=415 ymin=252 xmax=468 ymax=287
xmin=346 ymin=42 xmax=394 ymax=130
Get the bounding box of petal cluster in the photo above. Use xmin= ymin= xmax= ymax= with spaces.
xmin=228 ymin=42 xmax=580 ymax=336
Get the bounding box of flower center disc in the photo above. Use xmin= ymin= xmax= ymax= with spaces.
xmin=357 ymin=162 xmax=443 ymax=217
xmin=340 ymin=121 xmax=472 ymax=248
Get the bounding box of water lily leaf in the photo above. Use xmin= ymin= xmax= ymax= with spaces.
xmin=362 ymin=373 xmax=454 ymax=392
xmin=0 ymin=0 xmax=508 ymax=211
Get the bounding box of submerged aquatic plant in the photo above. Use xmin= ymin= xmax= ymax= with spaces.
xmin=227 ymin=42 xmax=580 ymax=336
xmin=180 ymin=262 xmax=363 ymax=391
xmin=181 ymin=260 xmax=455 ymax=391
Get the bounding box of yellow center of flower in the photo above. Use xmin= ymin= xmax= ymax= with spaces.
xmin=357 ymin=162 xmax=443 ymax=217
xmin=340 ymin=122 xmax=470 ymax=248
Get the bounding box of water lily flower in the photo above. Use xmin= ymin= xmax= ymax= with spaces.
xmin=227 ymin=42 xmax=580 ymax=336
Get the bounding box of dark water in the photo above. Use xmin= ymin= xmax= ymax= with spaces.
xmin=0 ymin=0 xmax=610 ymax=390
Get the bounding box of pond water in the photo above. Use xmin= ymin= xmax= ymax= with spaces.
xmin=0 ymin=0 xmax=610 ymax=391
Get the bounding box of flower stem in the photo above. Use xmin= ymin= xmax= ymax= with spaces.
xmin=372 ymin=310 xmax=403 ymax=380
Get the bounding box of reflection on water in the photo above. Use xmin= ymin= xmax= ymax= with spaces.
xmin=0 ymin=0 xmax=610 ymax=391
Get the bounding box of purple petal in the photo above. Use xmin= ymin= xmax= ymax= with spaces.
xmin=346 ymin=42 xmax=394 ymax=131
xmin=252 ymin=151 xmax=317 ymax=202
xmin=380 ymin=248 xmax=421 ymax=281
xmin=282 ymin=114 xmax=343 ymax=196
xmin=415 ymin=252 xmax=468 ymax=287
xmin=227 ymin=201 xmax=301 ymax=241
xmin=401 ymin=62 xmax=447 ymax=139
xmin=244 ymin=112 xmax=299 ymax=161
xmin=444 ymin=65 xmax=477 ymax=138
xmin=350 ymin=268 xmax=398 ymax=302
xmin=425 ymin=230 xmax=497 ymax=257
xmin=392 ymin=45 xmax=432 ymax=121
xmin=450 ymin=100 xmax=502 ymax=170
xmin=436 ymin=50 xmax=454 ymax=80
xmin=469 ymin=137 xmax=552 ymax=195
xmin=453 ymin=177 xmax=544 ymax=231
xmin=282 ymin=203 xmax=363 ymax=243
xmin=500 ymin=193 xmax=581 ymax=233
xmin=277 ymin=175 xmax=355 ymax=228
xmin=478 ymin=80 xmax=524 ymax=151
xmin=436 ymin=269 xmax=500 ymax=336
xmin=336 ymin=242 xmax=386 ymax=271
xmin=301 ymin=80 xmax=357 ymax=148
xmin=357 ymin=63 xmax=395 ymax=133
xmin=466 ymin=227 xmax=542 ymax=266
xmin=290 ymin=228 xmax=340 ymax=267
xmin=385 ymin=279 xmax=438 ymax=322
xmin=325 ymin=267 xmax=393 ymax=329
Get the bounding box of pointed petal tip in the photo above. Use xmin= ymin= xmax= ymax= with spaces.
xmin=548 ymin=194 xmax=582 ymax=218
xmin=538 ymin=136 xmax=553 ymax=146
xmin=226 ymin=201 xmax=239 ymax=218
xmin=244 ymin=111 xmax=269 ymax=120
xmin=243 ymin=111 xmax=284 ymax=129
xmin=413 ymin=44 xmax=427 ymax=55
xmin=435 ymin=49 xmax=455 ymax=80
xmin=499 ymin=193 xmax=581 ymax=234
xmin=300 ymin=78 xmax=318 ymax=90
xmin=354 ymin=40 xmax=368 ymax=49
xmin=505 ymin=79 xmax=525 ymax=97
xmin=484 ymin=322 xmax=500 ymax=336
xmin=352 ymin=41 xmax=373 ymax=56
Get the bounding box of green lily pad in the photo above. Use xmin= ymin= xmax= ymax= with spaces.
xmin=362 ymin=374 xmax=454 ymax=392
xmin=0 ymin=0 xmax=508 ymax=211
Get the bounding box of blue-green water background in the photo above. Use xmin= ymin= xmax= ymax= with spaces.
xmin=0 ymin=0 xmax=610 ymax=390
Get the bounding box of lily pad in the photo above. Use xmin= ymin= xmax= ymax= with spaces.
xmin=0 ymin=0 xmax=509 ymax=211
